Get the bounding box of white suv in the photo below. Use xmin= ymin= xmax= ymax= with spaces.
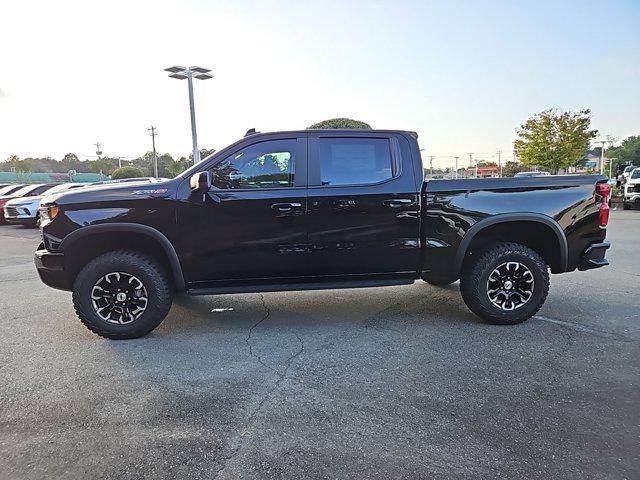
xmin=623 ymin=167 xmax=640 ymax=210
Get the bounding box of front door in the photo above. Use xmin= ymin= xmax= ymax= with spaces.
xmin=180 ymin=135 xmax=308 ymax=284
xmin=305 ymin=133 xmax=420 ymax=277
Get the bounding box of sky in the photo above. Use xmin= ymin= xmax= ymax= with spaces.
xmin=0 ymin=0 xmax=638 ymax=169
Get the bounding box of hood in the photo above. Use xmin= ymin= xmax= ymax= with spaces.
xmin=5 ymin=195 xmax=43 ymax=207
xmin=42 ymin=178 xmax=178 ymax=206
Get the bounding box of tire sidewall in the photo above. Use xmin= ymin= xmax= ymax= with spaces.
xmin=73 ymin=252 xmax=172 ymax=338
xmin=463 ymin=246 xmax=548 ymax=324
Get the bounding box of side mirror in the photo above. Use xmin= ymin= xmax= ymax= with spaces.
xmin=190 ymin=171 xmax=211 ymax=193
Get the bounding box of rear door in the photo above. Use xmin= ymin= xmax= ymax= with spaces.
xmin=305 ymin=132 xmax=421 ymax=277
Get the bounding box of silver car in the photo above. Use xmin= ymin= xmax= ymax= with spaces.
xmin=3 ymin=183 xmax=88 ymax=227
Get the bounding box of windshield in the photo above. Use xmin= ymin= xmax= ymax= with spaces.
xmin=631 ymin=169 xmax=640 ymax=179
xmin=0 ymin=185 xmax=23 ymax=195
xmin=43 ymin=183 xmax=87 ymax=195
xmin=624 ymin=166 xmax=634 ymax=173
xmin=6 ymin=184 xmax=41 ymax=197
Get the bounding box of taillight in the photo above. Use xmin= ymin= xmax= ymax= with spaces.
xmin=596 ymin=183 xmax=611 ymax=228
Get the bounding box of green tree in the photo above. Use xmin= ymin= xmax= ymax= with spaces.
xmin=513 ymin=109 xmax=598 ymax=174
xmin=188 ymin=148 xmax=216 ymax=163
xmin=606 ymin=135 xmax=640 ymax=167
xmin=90 ymin=158 xmax=119 ymax=175
xmin=111 ymin=166 xmax=145 ymax=180
xmin=502 ymin=161 xmax=528 ymax=177
xmin=307 ymin=118 xmax=372 ymax=129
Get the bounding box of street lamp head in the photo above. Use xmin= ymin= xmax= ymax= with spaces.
xmin=194 ymin=73 xmax=213 ymax=80
xmin=164 ymin=66 xmax=187 ymax=73
xmin=190 ymin=66 xmax=212 ymax=74
xmin=168 ymin=73 xmax=188 ymax=80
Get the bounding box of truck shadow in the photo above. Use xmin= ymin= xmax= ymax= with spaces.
xmin=161 ymin=281 xmax=477 ymax=335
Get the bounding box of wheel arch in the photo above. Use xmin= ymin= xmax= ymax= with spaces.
xmin=454 ymin=213 xmax=568 ymax=276
xmin=59 ymin=223 xmax=186 ymax=291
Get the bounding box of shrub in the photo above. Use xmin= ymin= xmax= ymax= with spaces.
xmin=110 ymin=166 xmax=145 ymax=180
xmin=307 ymin=118 xmax=372 ymax=129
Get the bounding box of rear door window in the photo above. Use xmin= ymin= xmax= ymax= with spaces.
xmin=318 ymin=138 xmax=393 ymax=186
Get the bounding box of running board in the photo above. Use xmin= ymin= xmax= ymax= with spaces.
xmin=187 ymin=278 xmax=415 ymax=296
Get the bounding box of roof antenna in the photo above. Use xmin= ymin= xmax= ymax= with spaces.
xmin=244 ymin=128 xmax=259 ymax=137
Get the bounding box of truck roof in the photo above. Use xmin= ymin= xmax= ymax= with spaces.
xmin=245 ymin=129 xmax=418 ymax=138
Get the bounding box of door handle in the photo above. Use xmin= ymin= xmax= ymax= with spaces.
xmin=383 ymin=198 xmax=413 ymax=208
xmin=271 ymin=202 xmax=302 ymax=212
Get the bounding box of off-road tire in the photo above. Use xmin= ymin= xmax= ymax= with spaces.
xmin=460 ymin=242 xmax=549 ymax=325
xmin=72 ymin=250 xmax=173 ymax=339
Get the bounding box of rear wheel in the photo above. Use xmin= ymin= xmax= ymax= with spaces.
xmin=623 ymin=200 xmax=630 ymax=210
xmin=72 ymin=250 xmax=173 ymax=339
xmin=460 ymin=242 xmax=549 ymax=325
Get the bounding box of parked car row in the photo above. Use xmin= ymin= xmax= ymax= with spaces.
xmin=616 ymin=164 xmax=639 ymax=188
xmin=623 ymin=167 xmax=640 ymax=210
xmin=0 ymin=178 xmax=163 ymax=227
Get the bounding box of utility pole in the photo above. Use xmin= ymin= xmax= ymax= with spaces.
xmin=428 ymin=156 xmax=434 ymax=177
xmin=454 ymin=156 xmax=459 ymax=179
xmin=148 ymin=126 xmax=159 ymax=178
xmin=467 ymin=153 xmax=474 ymax=178
xmin=497 ymin=150 xmax=502 ymax=177
xmin=94 ymin=142 xmax=102 ymax=158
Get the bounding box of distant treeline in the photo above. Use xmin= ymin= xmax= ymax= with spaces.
xmin=0 ymin=149 xmax=216 ymax=179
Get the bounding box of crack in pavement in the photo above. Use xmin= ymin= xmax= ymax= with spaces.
xmin=215 ymin=295 xmax=305 ymax=479
xmin=244 ymin=293 xmax=273 ymax=371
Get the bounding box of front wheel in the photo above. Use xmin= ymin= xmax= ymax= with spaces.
xmin=72 ymin=250 xmax=173 ymax=339
xmin=460 ymin=242 xmax=549 ymax=325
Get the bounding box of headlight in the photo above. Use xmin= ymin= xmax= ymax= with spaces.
xmin=39 ymin=204 xmax=60 ymax=223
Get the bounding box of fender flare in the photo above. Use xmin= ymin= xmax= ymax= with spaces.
xmin=453 ymin=213 xmax=568 ymax=275
xmin=59 ymin=223 xmax=186 ymax=290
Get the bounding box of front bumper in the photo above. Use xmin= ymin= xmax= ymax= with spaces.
xmin=623 ymin=192 xmax=640 ymax=204
xmin=34 ymin=242 xmax=71 ymax=291
xmin=578 ymin=241 xmax=610 ymax=271
xmin=3 ymin=206 xmax=37 ymax=224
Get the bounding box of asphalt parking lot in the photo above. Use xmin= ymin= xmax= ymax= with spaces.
xmin=1 ymin=210 xmax=638 ymax=480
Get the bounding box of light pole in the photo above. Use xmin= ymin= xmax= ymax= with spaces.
xmin=164 ymin=66 xmax=213 ymax=165
xmin=594 ymin=140 xmax=607 ymax=175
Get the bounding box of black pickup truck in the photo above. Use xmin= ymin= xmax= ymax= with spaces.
xmin=35 ymin=130 xmax=611 ymax=339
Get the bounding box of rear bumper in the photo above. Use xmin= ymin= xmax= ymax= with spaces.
xmin=34 ymin=243 xmax=71 ymax=291
xmin=578 ymin=241 xmax=610 ymax=271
